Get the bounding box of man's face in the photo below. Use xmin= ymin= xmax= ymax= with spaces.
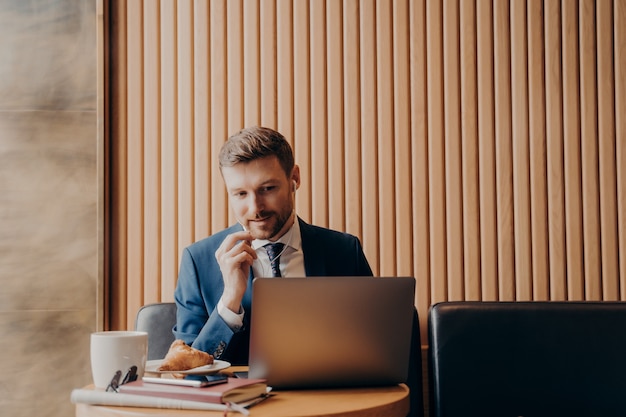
xmin=221 ymin=156 xmax=297 ymax=241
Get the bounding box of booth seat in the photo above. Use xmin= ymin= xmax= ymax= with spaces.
xmin=428 ymin=301 xmax=626 ymax=417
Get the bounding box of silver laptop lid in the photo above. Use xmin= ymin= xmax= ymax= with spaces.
xmin=248 ymin=276 xmax=416 ymax=389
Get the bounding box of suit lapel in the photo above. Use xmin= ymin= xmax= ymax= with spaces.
xmin=299 ymin=218 xmax=327 ymax=276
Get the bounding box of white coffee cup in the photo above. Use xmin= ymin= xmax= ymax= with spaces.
xmin=90 ymin=331 xmax=148 ymax=389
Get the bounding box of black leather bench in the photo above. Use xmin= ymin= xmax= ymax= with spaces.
xmin=428 ymin=301 xmax=626 ymax=417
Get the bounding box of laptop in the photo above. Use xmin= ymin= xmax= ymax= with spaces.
xmin=248 ymin=276 xmax=416 ymax=389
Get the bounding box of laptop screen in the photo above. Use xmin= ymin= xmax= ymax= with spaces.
xmin=248 ymin=276 xmax=416 ymax=389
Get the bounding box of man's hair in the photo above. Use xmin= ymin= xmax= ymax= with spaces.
xmin=219 ymin=126 xmax=295 ymax=177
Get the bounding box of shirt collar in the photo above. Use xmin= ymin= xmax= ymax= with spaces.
xmin=251 ymin=216 xmax=302 ymax=252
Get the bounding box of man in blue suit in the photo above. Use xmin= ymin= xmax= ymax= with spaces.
xmin=173 ymin=126 xmax=373 ymax=364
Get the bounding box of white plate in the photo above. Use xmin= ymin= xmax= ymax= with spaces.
xmin=144 ymin=359 xmax=231 ymax=375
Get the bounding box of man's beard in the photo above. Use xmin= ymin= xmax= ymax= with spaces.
xmin=247 ymin=207 xmax=293 ymax=240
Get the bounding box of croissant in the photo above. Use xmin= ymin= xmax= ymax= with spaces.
xmin=158 ymin=339 xmax=214 ymax=371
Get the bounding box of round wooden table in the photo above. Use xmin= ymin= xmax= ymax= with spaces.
xmin=75 ymin=367 xmax=409 ymax=417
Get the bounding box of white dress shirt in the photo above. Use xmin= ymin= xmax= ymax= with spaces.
xmin=217 ymin=218 xmax=305 ymax=330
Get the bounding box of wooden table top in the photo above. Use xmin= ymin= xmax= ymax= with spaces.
xmin=75 ymin=367 xmax=410 ymax=417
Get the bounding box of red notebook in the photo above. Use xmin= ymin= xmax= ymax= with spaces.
xmin=119 ymin=377 xmax=267 ymax=404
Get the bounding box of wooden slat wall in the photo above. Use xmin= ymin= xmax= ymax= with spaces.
xmin=107 ymin=0 xmax=626 ymax=343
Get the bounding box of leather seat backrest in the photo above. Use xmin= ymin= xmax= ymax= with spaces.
xmin=428 ymin=301 xmax=626 ymax=417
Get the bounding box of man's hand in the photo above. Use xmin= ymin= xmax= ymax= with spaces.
xmin=215 ymin=230 xmax=257 ymax=313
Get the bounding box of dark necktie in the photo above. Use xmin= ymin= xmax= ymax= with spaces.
xmin=264 ymin=242 xmax=285 ymax=277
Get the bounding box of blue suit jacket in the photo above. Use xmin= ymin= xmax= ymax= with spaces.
xmin=173 ymin=218 xmax=373 ymax=364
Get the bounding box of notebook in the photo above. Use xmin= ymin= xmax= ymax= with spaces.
xmin=248 ymin=276 xmax=416 ymax=389
xmin=119 ymin=377 xmax=267 ymax=404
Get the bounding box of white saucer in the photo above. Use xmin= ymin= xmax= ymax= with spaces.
xmin=144 ymin=359 xmax=231 ymax=375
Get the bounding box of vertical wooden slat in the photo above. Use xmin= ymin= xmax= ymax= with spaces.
xmin=376 ymin=0 xmax=396 ymax=275
xmin=596 ymin=0 xmax=619 ymax=300
xmin=276 ymin=0 xmax=294 ymax=142
xmin=126 ymin=0 xmax=144 ymax=327
xmin=243 ymin=0 xmax=260 ymax=126
xmin=327 ymin=0 xmax=345 ymax=232
xmin=343 ymin=0 xmax=363 ymax=240
xmin=160 ymin=0 xmax=178 ymax=300
xmin=562 ymin=0 xmax=584 ymax=300
xmin=477 ymin=0 xmax=498 ymax=301
xmin=511 ymin=0 xmax=532 ymax=301
xmin=544 ymin=0 xmax=566 ymax=301
xmin=292 ymin=0 xmax=311 ymax=220
xmin=393 ymin=0 xmax=413 ymax=277
xmin=260 ymin=0 xmax=277 ymax=127
xmin=360 ymin=0 xmax=380 ymax=272
xmin=210 ymin=0 xmax=228 ymax=231
xmin=460 ymin=0 xmax=480 ymax=301
xmin=99 ymin=0 xmax=106 ymax=330
xmin=579 ymin=0 xmax=602 ymax=300
xmin=177 ymin=0 xmax=195 ymax=253
xmin=227 ymin=1 xmax=243 ymax=137
xmin=410 ymin=0 xmax=431 ymax=339
xmin=528 ymin=0 xmax=549 ymax=301
xmin=143 ymin=0 xmax=161 ymax=303
xmin=494 ymin=0 xmax=514 ymax=301
xmin=310 ymin=0 xmax=328 ymax=227
xmin=443 ymin=0 xmax=463 ymax=300
xmin=427 ymin=0 xmax=447 ymax=301
xmin=616 ymin=0 xmax=626 ymax=298
xmin=194 ymin=0 xmax=211 ymax=242
xmin=109 ymin=0 xmax=128 ymax=329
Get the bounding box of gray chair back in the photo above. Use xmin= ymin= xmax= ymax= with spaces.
xmin=134 ymin=302 xmax=177 ymax=360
